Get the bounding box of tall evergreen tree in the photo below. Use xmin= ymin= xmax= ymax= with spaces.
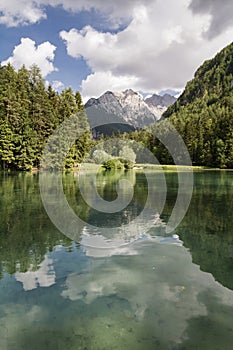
xmin=0 ymin=64 xmax=91 ymax=170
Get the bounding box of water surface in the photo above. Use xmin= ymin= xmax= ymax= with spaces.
xmin=0 ymin=170 xmax=233 ymax=349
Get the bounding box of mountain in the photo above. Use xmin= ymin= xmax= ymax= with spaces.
xmin=145 ymin=93 xmax=176 ymax=108
xmin=85 ymin=89 xmax=175 ymax=135
xmin=162 ymin=41 xmax=233 ymax=168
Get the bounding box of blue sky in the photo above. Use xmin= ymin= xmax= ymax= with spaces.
xmin=0 ymin=0 xmax=233 ymax=102
xmin=0 ymin=6 xmax=106 ymax=92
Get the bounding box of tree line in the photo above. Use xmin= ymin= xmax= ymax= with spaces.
xmin=0 ymin=63 xmax=90 ymax=170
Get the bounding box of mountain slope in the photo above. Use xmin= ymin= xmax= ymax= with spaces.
xmin=164 ymin=42 xmax=233 ymax=118
xmin=85 ymin=89 xmax=175 ymax=132
xmin=162 ymin=42 xmax=233 ymax=168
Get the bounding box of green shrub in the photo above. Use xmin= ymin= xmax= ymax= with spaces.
xmin=118 ymin=158 xmax=134 ymax=169
xmin=102 ymin=158 xmax=124 ymax=169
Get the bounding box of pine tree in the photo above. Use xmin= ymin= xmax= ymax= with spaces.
xmin=0 ymin=64 xmax=91 ymax=170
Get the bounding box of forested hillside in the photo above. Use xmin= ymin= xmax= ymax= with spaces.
xmin=125 ymin=42 xmax=233 ymax=168
xmin=163 ymin=42 xmax=233 ymax=168
xmin=0 ymin=64 xmax=90 ymax=170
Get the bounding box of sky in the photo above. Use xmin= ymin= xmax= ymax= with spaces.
xmin=0 ymin=0 xmax=233 ymax=102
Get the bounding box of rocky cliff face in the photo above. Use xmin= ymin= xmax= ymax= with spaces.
xmin=85 ymin=89 xmax=176 ymax=130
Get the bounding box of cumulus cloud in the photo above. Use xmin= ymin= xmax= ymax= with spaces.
xmin=60 ymin=0 xmax=233 ymax=99
xmin=189 ymin=0 xmax=233 ymax=39
xmin=0 ymin=0 xmax=154 ymax=28
xmin=81 ymin=71 xmax=141 ymax=102
xmin=52 ymin=80 xmax=65 ymax=91
xmin=0 ymin=0 xmax=46 ymax=27
xmin=1 ymin=0 xmax=233 ymax=98
xmin=48 ymin=0 xmax=153 ymax=28
xmin=1 ymin=38 xmax=57 ymax=77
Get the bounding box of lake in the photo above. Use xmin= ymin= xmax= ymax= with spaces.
xmin=0 ymin=170 xmax=233 ymax=349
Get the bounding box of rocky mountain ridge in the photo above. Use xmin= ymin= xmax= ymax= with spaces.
xmin=85 ymin=89 xmax=176 ymax=130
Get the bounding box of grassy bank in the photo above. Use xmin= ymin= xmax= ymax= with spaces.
xmin=134 ymin=164 xmax=220 ymax=171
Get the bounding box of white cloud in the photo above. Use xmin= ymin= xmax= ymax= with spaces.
xmin=0 ymin=0 xmax=46 ymax=27
xmin=59 ymin=0 xmax=233 ymax=98
xmin=1 ymin=0 xmax=233 ymax=98
xmin=81 ymin=71 xmax=141 ymax=102
xmin=43 ymin=0 xmax=157 ymax=29
xmin=52 ymin=80 xmax=65 ymax=91
xmin=189 ymin=0 xmax=233 ymax=39
xmin=1 ymin=38 xmax=57 ymax=77
xmin=0 ymin=0 xmax=154 ymax=28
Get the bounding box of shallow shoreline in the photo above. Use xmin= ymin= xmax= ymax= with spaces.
xmin=1 ymin=163 xmax=233 ymax=173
